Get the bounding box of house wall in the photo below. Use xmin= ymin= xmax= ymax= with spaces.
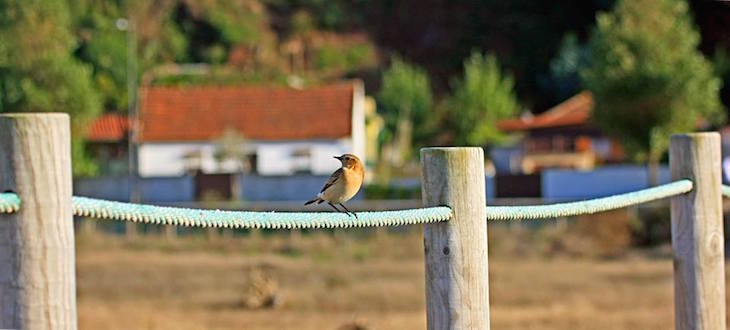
xmin=138 ymin=140 xmax=353 ymax=177
xmin=238 ymin=174 xmax=364 ymax=201
xmin=489 ymin=147 xmax=523 ymax=174
xmin=74 ymin=176 xmax=195 ymax=202
xmin=388 ymin=177 xmax=495 ymax=201
xmin=73 ymin=174 xmax=361 ymax=203
xmin=74 ymin=175 xmax=493 ymax=203
xmin=136 ymin=80 xmax=367 ymax=178
xmin=541 ymin=165 xmax=670 ymax=200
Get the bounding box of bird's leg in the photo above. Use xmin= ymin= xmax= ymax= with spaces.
xmin=339 ymin=203 xmax=357 ymax=219
xmin=327 ymin=202 xmax=348 ymax=215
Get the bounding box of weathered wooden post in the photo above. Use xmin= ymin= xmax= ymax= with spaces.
xmin=421 ymin=147 xmax=490 ymax=330
xmin=0 ymin=113 xmax=77 ymax=329
xmin=669 ymin=133 xmax=725 ymax=330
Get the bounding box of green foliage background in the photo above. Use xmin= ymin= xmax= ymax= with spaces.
xmin=377 ymin=56 xmax=433 ymax=148
xmin=450 ymin=52 xmax=521 ymax=146
xmin=582 ymin=0 xmax=724 ymax=163
xmin=1 ymin=0 xmax=728 ymax=176
xmin=0 ymin=0 xmax=102 ymax=176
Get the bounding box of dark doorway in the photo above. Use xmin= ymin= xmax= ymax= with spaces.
xmin=495 ymin=174 xmax=542 ymax=198
xmin=195 ymin=172 xmax=233 ymax=200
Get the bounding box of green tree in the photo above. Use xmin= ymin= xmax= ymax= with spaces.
xmin=70 ymin=1 xmax=128 ymax=113
xmin=450 ymin=51 xmax=521 ymax=146
xmin=204 ymin=1 xmax=263 ymax=48
xmin=377 ymin=56 xmax=433 ymax=163
xmin=0 ymin=0 xmax=102 ymax=176
xmin=581 ymin=0 xmax=724 ymax=182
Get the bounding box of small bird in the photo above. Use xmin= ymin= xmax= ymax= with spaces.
xmin=305 ymin=154 xmax=364 ymax=218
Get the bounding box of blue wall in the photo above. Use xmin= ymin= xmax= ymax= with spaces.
xmin=74 ymin=176 xmax=194 ymax=203
xmin=75 ymin=174 xmax=496 ymax=202
xmin=541 ymin=165 xmax=670 ymax=200
xmin=485 ymin=176 xmax=495 ymax=201
xmin=76 ymin=168 xmax=670 ymax=203
xmin=237 ymin=174 xmax=345 ymax=201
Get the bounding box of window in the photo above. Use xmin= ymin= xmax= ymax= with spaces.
xmin=291 ymin=147 xmax=311 ymax=174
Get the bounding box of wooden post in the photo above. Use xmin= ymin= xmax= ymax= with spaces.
xmin=670 ymin=133 xmax=725 ymax=330
xmin=0 ymin=113 xmax=77 ymax=329
xmin=421 ymin=147 xmax=489 ymax=330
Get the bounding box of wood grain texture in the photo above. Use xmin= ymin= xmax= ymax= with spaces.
xmin=421 ymin=147 xmax=489 ymax=330
xmin=670 ymin=133 xmax=725 ymax=330
xmin=0 ymin=113 xmax=77 ymax=329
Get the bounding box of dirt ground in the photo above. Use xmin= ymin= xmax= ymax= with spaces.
xmin=75 ymin=226 xmax=729 ymax=330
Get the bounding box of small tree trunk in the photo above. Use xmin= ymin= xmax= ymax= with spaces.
xmin=377 ymin=145 xmax=393 ymax=182
xmin=647 ymin=154 xmax=660 ymax=187
xmin=395 ymin=118 xmax=412 ymax=164
xmin=393 ymin=108 xmax=413 ymax=166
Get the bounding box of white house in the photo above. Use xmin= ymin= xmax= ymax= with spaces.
xmin=135 ymin=81 xmax=366 ymax=177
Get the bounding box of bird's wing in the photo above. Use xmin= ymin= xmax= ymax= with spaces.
xmin=320 ymin=168 xmax=343 ymax=193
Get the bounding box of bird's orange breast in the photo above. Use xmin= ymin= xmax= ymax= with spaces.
xmin=342 ymin=167 xmax=364 ymax=197
xmin=320 ymin=167 xmax=362 ymax=204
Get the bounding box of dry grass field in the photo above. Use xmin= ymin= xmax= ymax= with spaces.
xmin=75 ymin=224 xmax=730 ymax=330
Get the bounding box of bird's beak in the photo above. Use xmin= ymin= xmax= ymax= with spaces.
xmin=334 ymin=155 xmax=342 ymax=160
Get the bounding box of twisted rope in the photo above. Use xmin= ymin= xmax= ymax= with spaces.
xmin=0 ymin=192 xmax=20 ymax=213
xmin=0 ymin=179 xmax=714 ymax=225
xmin=71 ymin=197 xmax=451 ymax=229
xmin=485 ymin=179 xmax=693 ymax=220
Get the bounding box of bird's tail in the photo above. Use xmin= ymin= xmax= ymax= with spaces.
xmin=304 ymin=198 xmax=322 ymax=206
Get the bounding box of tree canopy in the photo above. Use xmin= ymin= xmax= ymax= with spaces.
xmin=377 ymin=56 xmax=433 ymax=161
xmin=0 ymin=0 xmax=102 ymax=176
xmin=450 ymin=52 xmax=521 ymax=146
xmin=582 ymin=0 xmax=724 ymax=163
xmin=2 ymin=0 xmax=729 ymax=175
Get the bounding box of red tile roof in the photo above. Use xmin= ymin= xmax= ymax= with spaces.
xmin=85 ymin=114 xmax=130 ymax=142
xmin=498 ymin=91 xmax=593 ymax=132
xmin=137 ymin=82 xmax=355 ymax=142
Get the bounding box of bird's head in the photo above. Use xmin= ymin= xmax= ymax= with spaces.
xmin=335 ymin=154 xmax=362 ymax=170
